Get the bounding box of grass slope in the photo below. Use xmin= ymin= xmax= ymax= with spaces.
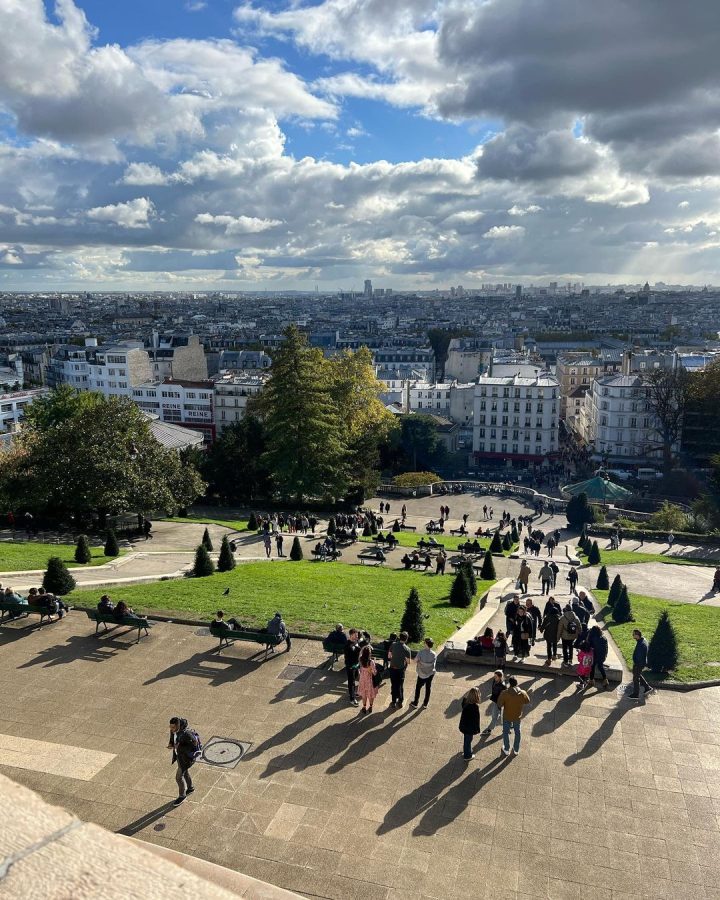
xmin=596 ymin=589 xmax=720 ymax=683
xmin=0 ymin=542 xmax=122 ymax=572
xmin=71 ymin=560 xmax=493 ymax=647
xmin=577 ymin=545 xmax=716 ymax=568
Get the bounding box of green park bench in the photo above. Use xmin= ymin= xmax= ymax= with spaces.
xmin=0 ymin=600 xmax=57 ymax=626
xmin=322 ymin=638 xmax=390 ymax=667
xmin=358 ymin=550 xmax=386 ymax=566
xmin=85 ymin=609 xmax=152 ymax=642
xmin=209 ymin=621 xmax=286 ymax=657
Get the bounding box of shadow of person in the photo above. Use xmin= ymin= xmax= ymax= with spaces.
xmin=116 ymin=801 xmax=176 ymax=836
xmin=697 ymin=591 xmax=716 ymax=603
xmin=563 ymin=702 xmax=632 ymax=766
xmin=412 ymin=756 xmax=511 ymax=836
xmin=143 ymin=650 xmax=264 ymax=687
xmin=444 ymin=696 xmax=463 ymax=720
xmin=16 ymin=633 xmax=134 ymax=668
xmin=376 ymin=756 xmax=468 ymax=836
xmin=530 ymin=681 xmax=583 ymax=737
xmin=325 ymin=707 xmax=418 ymax=774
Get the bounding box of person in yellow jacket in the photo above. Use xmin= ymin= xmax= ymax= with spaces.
xmin=497 ymin=676 xmax=530 ymax=757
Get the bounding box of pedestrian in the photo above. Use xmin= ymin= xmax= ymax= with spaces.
xmin=567 ymin=566 xmax=579 ymax=595
xmin=540 ymin=598 xmax=562 ymax=660
xmin=435 ymin=550 xmax=446 ymax=575
xmin=493 ymin=629 xmax=508 ymax=670
xmin=524 ymin=597 xmax=541 ymax=645
xmin=463 ymin=513 xmax=469 ymax=525
xmin=714 ymin=567 xmax=720 ymax=593
xmin=167 ymin=716 xmax=201 ymax=806
xmin=459 ymin=687 xmax=481 ymax=761
xmin=482 ymin=670 xmax=505 ymax=735
xmin=518 ymin=560 xmax=531 ymax=593
xmin=558 ymin=604 xmax=582 ymax=665
xmin=539 ymin=561 xmax=553 ymax=596
xmin=388 ymin=630 xmax=411 ymax=708
xmin=483 ymin=505 xmax=488 ymax=520
xmin=512 ymin=607 xmax=531 ymax=659
xmin=504 ymin=594 xmax=522 ymax=638
xmin=497 ymin=676 xmax=530 ymax=757
xmin=549 ymin=560 xmax=559 ymax=588
xmin=410 ymin=637 xmax=437 ymax=709
xmin=547 ymin=536 xmax=555 ymax=558
xmin=357 ymin=645 xmax=379 ymax=714
xmin=667 ymin=532 xmax=675 ymax=549
xmin=628 ymin=629 xmax=654 ymax=700
xmin=275 ymin=533 xmax=284 ymax=557
xmin=263 ymin=532 xmax=272 ymax=558
xmin=588 ymin=624 xmax=610 ymax=689
xmin=344 ymin=629 xmax=361 ymax=706
xmin=576 ymin=641 xmax=594 ymax=690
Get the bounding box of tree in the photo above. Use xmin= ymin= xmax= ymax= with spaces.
xmin=258 ymin=326 xmax=347 ymax=502
xmin=648 ymin=610 xmax=679 ymax=673
xmin=2 ymin=388 xmax=205 ymax=520
xmin=399 ymin=415 xmax=445 ymax=471
xmin=502 ymin=533 xmax=512 ymax=551
xmin=612 ymin=585 xmax=633 ymax=623
xmin=449 ymin=568 xmax=473 ymax=608
xmin=566 ymin=493 xmax=595 ymax=529
xmin=247 ymin=512 xmax=258 ymax=531
xmin=327 ymin=517 xmax=336 ymax=537
xmin=480 ymin=549 xmax=496 ymax=580
xmin=74 ymin=534 xmax=92 ymax=564
xmin=596 ymin=565 xmax=609 ymax=590
xmin=587 ymin=540 xmax=601 ymax=565
xmin=489 ymin=531 xmax=503 ymax=554
xmin=104 ymin=529 xmax=120 ymax=557
xmin=461 ymin=559 xmax=477 ymax=595
xmin=43 ymin=557 xmax=76 ymax=595
xmin=648 ymin=501 xmax=688 ymax=532
xmin=608 ymin=574 xmax=623 ymax=607
xmin=401 ymin=587 xmax=424 ymax=642
xmin=201 ymin=527 xmax=213 ymax=552
xmin=202 ymin=416 xmax=271 ymax=503
xmin=511 ymin=522 xmax=519 ymax=543
xmin=289 ymin=536 xmax=303 ymax=561
xmin=217 ymin=535 xmax=236 ymax=572
xmin=427 ymin=328 xmax=454 ymax=380
xmin=193 ymin=544 xmax=215 ymax=577
xmin=641 ymin=366 xmax=690 ymax=473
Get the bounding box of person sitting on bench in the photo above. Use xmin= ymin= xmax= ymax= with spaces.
xmin=266 ymin=611 xmax=291 ymax=651
xmin=97 ymin=594 xmax=114 ymax=614
xmin=36 ymin=587 xmax=68 ymax=619
xmin=325 ymin=623 xmax=347 ymax=646
xmin=401 ymin=553 xmax=412 ymax=569
xmin=215 ymin=610 xmax=242 ymax=630
xmin=4 ymin=585 xmax=26 ymax=605
xmin=428 ymin=536 xmax=440 ymax=548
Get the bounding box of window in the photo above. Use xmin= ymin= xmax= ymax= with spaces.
xmin=501 ymin=443 xmax=508 ymax=453
xmin=536 ymin=432 xmax=542 ymax=442
xmin=512 ymin=444 xmax=518 ymax=454
xmin=502 ymin=402 xmax=508 ymax=412
xmin=502 ymin=416 xmax=508 ymax=426
xmin=491 ymin=401 xmax=498 ymax=411
xmin=630 ymin=417 xmax=637 ymax=428
xmin=512 ymin=430 xmax=519 ymax=440
xmin=479 ymin=401 xmax=486 ymax=410
xmin=489 ymin=443 xmax=496 ymax=452
xmin=526 ymin=402 xmax=532 ymax=412
xmin=490 ymin=429 xmax=496 ymax=439
xmin=186 ymin=392 xmax=196 ymax=399
xmin=514 ymin=402 xmax=520 ymax=412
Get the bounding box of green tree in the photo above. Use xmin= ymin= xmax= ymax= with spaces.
xmin=201 ymin=527 xmax=213 ymax=552
xmin=587 ymin=541 xmax=601 ymax=565
xmin=608 ymin=574 xmax=623 ymax=607
xmin=641 ymin=366 xmax=691 ymax=473
xmin=289 ymin=536 xmax=303 ymax=561
xmin=460 ymin=559 xmax=477 ymax=595
xmin=566 ymin=493 xmax=595 ymax=529
xmin=502 ymin=532 xmax=512 ymax=551
xmin=449 ymin=568 xmax=472 ymax=608
xmin=400 ymin=587 xmax=424 ymax=642
xmin=648 ymin=501 xmax=688 ymax=532
xmin=489 ymin=531 xmax=503 ymax=554
xmin=648 ymin=610 xmax=679 ymax=673
xmin=399 ymin=415 xmax=445 ymax=471
xmin=217 ymin=535 xmax=236 ymax=572
xmin=43 ymin=557 xmax=76 ymax=595
xmin=612 ymin=585 xmax=633 ymax=623
xmin=74 ymin=534 xmax=92 ymax=564
xmin=203 ymin=415 xmax=271 ymax=503
xmin=258 ymin=326 xmax=347 ymax=502
xmin=247 ymin=512 xmax=258 ymax=531
xmin=104 ymin=529 xmax=119 ymax=557
xmin=193 ymin=544 xmax=215 ymax=577
xmin=511 ymin=522 xmax=519 ymax=543
xmin=480 ymin=549 xmax=496 ymax=580
xmin=596 ymin=565 xmax=609 ymax=590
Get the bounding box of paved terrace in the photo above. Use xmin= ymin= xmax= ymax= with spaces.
xmin=2 ymin=613 xmax=720 ymax=900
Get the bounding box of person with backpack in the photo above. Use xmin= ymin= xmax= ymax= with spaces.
xmin=588 ymin=625 xmax=610 ymax=689
xmin=168 ymin=716 xmax=202 ymax=806
xmin=540 ymin=597 xmax=562 ymax=661
xmin=558 ymin=604 xmax=582 ymax=665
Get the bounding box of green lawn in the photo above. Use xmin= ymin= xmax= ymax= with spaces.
xmin=70 ymin=561 xmax=493 ymax=647
xmin=576 ymin=545 xmax=717 ymax=568
xmin=596 ymin=589 xmax=720 ymax=683
xmin=0 ymin=542 xmax=122 ymax=572
xmin=160 ymin=515 xmax=248 ymax=533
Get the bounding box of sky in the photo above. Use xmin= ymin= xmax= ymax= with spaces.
xmin=1 ymin=0 xmax=720 ymax=291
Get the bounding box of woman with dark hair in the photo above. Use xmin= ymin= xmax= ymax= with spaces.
xmin=357 ymin=644 xmax=379 ymax=714
xmin=588 ymin=625 xmax=610 ymax=689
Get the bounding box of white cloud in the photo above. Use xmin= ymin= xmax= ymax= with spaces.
xmin=483 ymin=225 xmax=525 ymax=240
xmin=87 ymin=198 xmax=155 ymax=228
xmin=195 ymin=213 xmax=283 ymax=233
xmin=120 ymin=163 xmax=170 ymax=186
xmin=185 ymin=1 xmax=207 ymax=10
xmin=508 ymin=204 xmax=542 ymax=216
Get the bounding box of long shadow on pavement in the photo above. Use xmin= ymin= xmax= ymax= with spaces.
xmin=116 ymin=801 xmax=176 ymax=836
xmin=143 ymin=650 xmax=266 ymax=687
xmin=16 ymin=633 xmax=136 ymax=668
xmin=563 ymin=699 xmax=633 ymax=766
xmin=377 ymin=756 xmax=469 ymax=835
xmin=325 ymin=707 xmax=418 ymax=774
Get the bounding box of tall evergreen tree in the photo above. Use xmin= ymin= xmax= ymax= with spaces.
xmin=449 ymin=568 xmax=472 ymax=608
xmin=202 ymin=415 xmax=271 ymax=503
xmin=193 ymin=544 xmax=215 ymax=577
xmin=74 ymin=534 xmax=92 ymax=564
xmin=43 ymin=557 xmax=76 ymax=595
xmin=104 ymin=529 xmax=120 ymax=557
xmin=217 ymin=535 xmax=236 ymax=572
xmin=260 ymin=326 xmax=347 ymax=502
xmin=566 ymin=493 xmax=595 ymax=529
xmin=201 ymin=527 xmax=213 ymax=552
xmin=648 ymin=610 xmax=679 ymax=673
xmin=608 ymin=574 xmax=623 ymax=607
xmin=502 ymin=532 xmax=512 ymax=551
xmin=587 ymin=540 xmax=601 ymax=565
xmin=489 ymin=531 xmax=503 ymax=553
xmin=480 ymin=549 xmax=496 ymax=580
xmin=612 ymin=585 xmax=633 ymax=623
xmin=460 ymin=559 xmax=477 ymax=596
xmin=400 ymin=587 xmax=424 ymax=642
xmin=247 ymin=512 xmax=258 ymax=530
xmin=289 ymin=536 xmax=303 ymax=561
xmin=510 ymin=522 xmax=519 ymax=543
xmin=596 ymin=565 xmax=609 ymax=590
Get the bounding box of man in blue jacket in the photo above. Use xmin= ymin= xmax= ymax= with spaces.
xmin=629 ymin=629 xmax=654 ymax=699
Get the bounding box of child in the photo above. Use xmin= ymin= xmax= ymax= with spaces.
xmin=482 ymin=670 xmax=505 ymax=735
xmin=493 ymin=630 xmax=508 ymax=671
xmin=576 ymin=641 xmax=594 ymax=690
xmin=479 ymin=627 xmax=494 ymax=653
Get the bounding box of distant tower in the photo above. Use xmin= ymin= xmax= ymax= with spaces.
xmin=515 ymin=285 xmax=522 ymax=300
xmin=364 ymin=279 xmax=373 ymax=298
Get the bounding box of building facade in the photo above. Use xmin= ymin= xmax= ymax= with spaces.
xmin=213 ymin=373 xmax=267 ymax=435
xmin=132 ymin=379 xmax=215 ymax=443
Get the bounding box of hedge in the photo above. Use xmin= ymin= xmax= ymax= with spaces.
xmin=588 ymin=524 xmax=720 ymax=545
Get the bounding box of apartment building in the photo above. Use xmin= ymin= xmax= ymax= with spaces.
xmin=409 ymin=382 xmax=452 ymax=416
xmin=0 ymin=388 xmax=49 ymax=433
xmin=473 ymin=372 xmax=559 ymax=464
xmin=555 ymin=352 xmax=623 ymax=423
xmin=132 ymin=379 xmax=215 ymax=443
xmin=213 ymin=373 xmax=267 ymax=435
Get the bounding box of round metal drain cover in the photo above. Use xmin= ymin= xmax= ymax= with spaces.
xmin=202 ymin=739 xmax=246 ymax=766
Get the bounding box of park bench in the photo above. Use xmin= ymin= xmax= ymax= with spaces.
xmin=85 ymin=609 xmax=152 ymax=643
xmin=425 ymin=524 xmax=444 ymax=534
xmin=358 ymin=550 xmax=386 ymax=566
xmin=417 ymin=539 xmax=444 ymax=551
xmin=449 ymin=527 xmax=468 ymax=536
xmin=449 ymin=557 xmax=483 ymax=574
xmin=322 ymin=638 xmax=391 ymax=667
xmin=0 ymin=600 xmax=57 ymax=626
xmin=209 ymin=621 xmax=285 ymax=657
xmin=398 ymin=523 xmax=417 ymax=532
xmin=311 ymin=548 xmax=342 ymax=561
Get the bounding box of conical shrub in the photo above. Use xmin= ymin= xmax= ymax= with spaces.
xmin=43 ymin=557 xmax=76 ymax=595
xmin=247 ymin=512 xmax=258 ymax=531
xmin=511 ymin=523 xmax=519 ymax=543
xmin=201 ymin=527 xmax=213 ymax=552
xmin=480 ymin=549 xmax=496 ymax=580
xmin=587 ymin=540 xmax=601 ymax=565
xmin=193 ymin=544 xmax=215 ymax=577
xmin=596 ymin=565 xmax=609 ymax=590
xmin=648 ymin=610 xmax=679 ymax=673
xmin=217 ymin=535 xmax=236 ymax=572
xmin=502 ymin=533 xmax=512 ymax=551
xmin=289 ymin=536 xmax=303 ymax=561
xmin=74 ymin=534 xmax=92 ymax=564
xmin=449 ymin=568 xmax=472 ymax=608
xmin=461 ymin=559 xmax=477 ymax=595
xmin=401 ymin=587 xmax=424 ymax=642
xmin=612 ymin=585 xmax=633 ymax=623
xmin=608 ymin=574 xmax=623 ymax=607
xmin=489 ymin=531 xmax=503 ymax=554
xmin=104 ymin=529 xmax=120 ymax=557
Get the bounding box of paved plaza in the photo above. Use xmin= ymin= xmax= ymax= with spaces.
xmin=2 ymin=612 xmax=720 ymax=900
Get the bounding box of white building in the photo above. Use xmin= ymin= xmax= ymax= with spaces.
xmin=213 ymin=373 xmax=267 ymax=435
xmin=87 ymin=343 xmax=153 ymax=399
xmin=576 ymin=374 xmax=676 ymax=464
xmin=473 ymin=372 xmax=559 ymax=464
xmin=0 ymin=388 xmax=49 ymax=433
xmin=409 ymin=382 xmax=452 ymax=416
xmin=132 ymin=379 xmax=215 ymax=443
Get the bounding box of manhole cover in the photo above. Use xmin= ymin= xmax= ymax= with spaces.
xmin=200 ymin=736 xmax=252 ymax=769
xmin=278 ymin=665 xmax=315 ymax=683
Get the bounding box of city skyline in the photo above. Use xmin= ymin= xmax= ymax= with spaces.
xmin=2 ymin=1 xmax=720 ymax=290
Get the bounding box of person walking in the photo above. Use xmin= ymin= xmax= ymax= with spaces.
xmin=525 ymin=597 xmax=541 ymax=646
xmin=512 ymin=607 xmax=531 ymax=659
xmin=344 ymin=629 xmax=361 ymax=706
xmin=167 ymin=716 xmax=201 ymax=806
xmin=388 ymin=631 xmax=411 ymax=708
xmin=588 ymin=624 xmax=610 ymax=689
xmin=482 ymin=670 xmax=505 ymax=735
xmin=410 ymin=638 xmax=437 ymax=709
xmin=539 ymin=562 xmax=553 ymax=596
xmin=493 ymin=630 xmax=508 ymax=671
xmin=549 ymin=560 xmax=559 ymax=589
xmin=567 ymin=566 xmax=579 ymax=595
xmin=558 ymin=604 xmax=582 ymax=665
xmin=436 ymin=550 xmax=446 ymax=575
xmin=459 ymin=687 xmax=481 ymax=761
xmin=357 ymin=645 xmax=379 ymax=714
xmin=540 ymin=599 xmax=562 ymax=661
xmin=263 ymin=532 xmax=272 ymax=558
xmin=518 ymin=560 xmax=531 ymax=593
xmin=504 ymin=594 xmax=522 ymax=639
xmin=275 ymin=533 xmax=284 ymax=558
xmin=629 ymin=629 xmax=654 ymax=700
xmin=497 ymin=676 xmax=530 ymax=757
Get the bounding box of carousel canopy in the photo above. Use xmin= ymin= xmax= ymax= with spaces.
xmin=561 ymin=475 xmax=633 ymax=503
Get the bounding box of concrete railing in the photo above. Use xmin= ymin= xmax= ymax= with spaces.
xmin=379 ymin=479 xmax=568 ymax=510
